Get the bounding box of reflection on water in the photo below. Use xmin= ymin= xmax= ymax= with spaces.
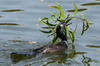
xmin=86 ymin=45 xmax=100 ymax=48
xmin=8 ymin=40 xmax=37 ymax=44
xmin=10 ymin=52 xmax=36 ymax=64
xmin=68 ymin=8 xmax=87 ymax=12
xmin=82 ymin=55 xmax=92 ymax=66
xmin=10 ymin=50 xmax=71 ymax=65
xmin=10 ymin=48 xmax=88 ymax=66
xmin=81 ymin=2 xmax=100 ymax=6
xmin=0 ymin=23 xmax=21 ymax=25
xmin=0 ymin=16 xmax=3 ymax=18
xmin=0 ymin=9 xmax=24 ymax=12
xmin=8 ymin=40 xmax=30 ymax=42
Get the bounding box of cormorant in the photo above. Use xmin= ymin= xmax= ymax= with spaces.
xmin=11 ymin=22 xmax=70 ymax=55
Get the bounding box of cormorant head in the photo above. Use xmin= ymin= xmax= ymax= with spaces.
xmin=56 ymin=22 xmax=71 ymax=41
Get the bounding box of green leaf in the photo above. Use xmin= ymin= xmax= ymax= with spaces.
xmin=39 ymin=2 xmax=92 ymax=45
xmin=45 ymin=21 xmax=56 ymax=26
xmin=40 ymin=17 xmax=49 ymax=21
xmin=48 ymin=33 xmax=54 ymax=37
xmin=73 ymin=24 xmax=77 ymax=34
xmin=68 ymin=31 xmax=75 ymax=43
xmin=52 ymin=35 xmax=58 ymax=43
xmin=69 ymin=3 xmax=78 ymax=22
xmin=50 ymin=12 xmax=60 ymax=17
xmin=40 ymin=18 xmax=56 ymax=26
xmin=39 ymin=17 xmax=48 ymax=23
xmin=72 ymin=3 xmax=78 ymax=17
xmin=39 ymin=29 xmax=52 ymax=33
xmin=84 ymin=18 xmax=91 ymax=30
xmin=81 ymin=21 xmax=85 ymax=35
xmin=81 ymin=17 xmax=93 ymax=35
xmin=65 ymin=3 xmax=78 ymax=23
xmin=49 ymin=3 xmax=66 ymax=17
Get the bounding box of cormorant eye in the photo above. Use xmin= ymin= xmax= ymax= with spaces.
xmin=60 ymin=24 xmax=63 ymax=27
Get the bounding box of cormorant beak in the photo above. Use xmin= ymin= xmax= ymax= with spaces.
xmin=60 ymin=15 xmax=72 ymax=28
xmin=61 ymin=14 xmax=72 ymax=28
xmin=61 ymin=22 xmax=72 ymax=28
xmin=65 ymin=23 xmax=72 ymax=26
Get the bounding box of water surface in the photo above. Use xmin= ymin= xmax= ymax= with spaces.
xmin=0 ymin=0 xmax=100 ymax=66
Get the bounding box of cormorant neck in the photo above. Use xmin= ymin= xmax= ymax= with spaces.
xmin=56 ymin=24 xmax=67 ymax=41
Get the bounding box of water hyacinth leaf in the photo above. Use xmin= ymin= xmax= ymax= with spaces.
xmin=39 ymin=30 xmax=52 ymax=33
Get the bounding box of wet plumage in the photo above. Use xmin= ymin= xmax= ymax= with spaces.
xmin=11 ymin=22 xmax=69 ymax=55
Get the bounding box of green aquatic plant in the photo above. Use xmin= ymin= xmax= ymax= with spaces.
xmin=82 ymin=55 xmax=92 ymax=66
xmin=39 ymin=3 xmax=92 ymax=44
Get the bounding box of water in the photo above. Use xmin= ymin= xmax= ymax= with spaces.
xmin=0 ymin=0 xmax=100 ymax=66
